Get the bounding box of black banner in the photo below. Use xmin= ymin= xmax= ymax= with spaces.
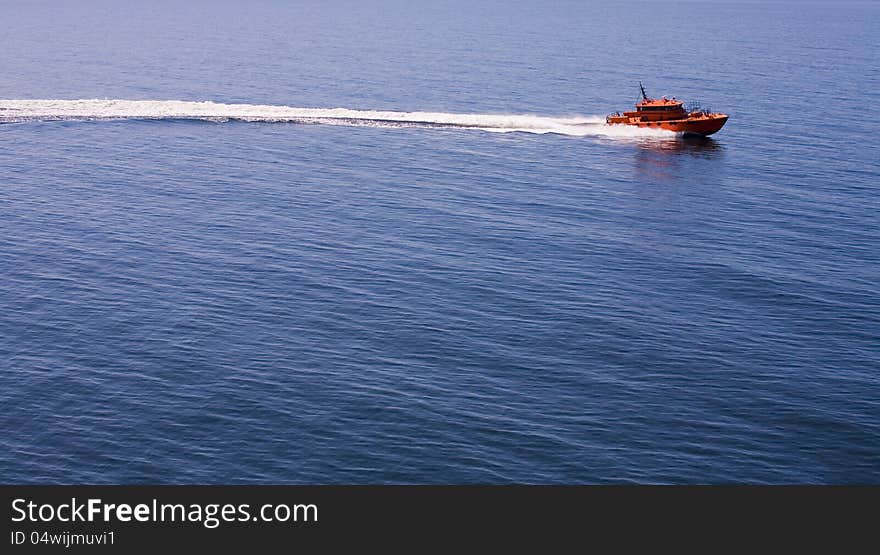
xmin=1 ymin=486 xmax=875 ymax=551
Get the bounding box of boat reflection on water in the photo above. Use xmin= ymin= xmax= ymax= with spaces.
xmin=632 ymin=136 xmax=724 ymax=182
xmin=639 ymin=135 xmax=723 ymax=155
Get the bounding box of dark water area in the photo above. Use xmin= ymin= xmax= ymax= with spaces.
xmin=1 ymin=0 xmax=878 ymax=483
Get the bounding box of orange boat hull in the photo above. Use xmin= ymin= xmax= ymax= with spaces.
xmin=609 ymin=114 xmax=729 ymax=136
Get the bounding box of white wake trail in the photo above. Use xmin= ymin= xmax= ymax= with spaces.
xmin=0 ymin=99 xmax=675 ymax=138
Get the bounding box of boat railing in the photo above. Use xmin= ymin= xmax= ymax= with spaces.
xmin=686 ymin=101 xmax=716 ymax=116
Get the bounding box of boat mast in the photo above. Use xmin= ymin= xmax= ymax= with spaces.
xmin=639 ymin=81 xmax=648 ymax=101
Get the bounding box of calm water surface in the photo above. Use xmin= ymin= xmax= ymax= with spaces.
xmin=1 ymin=0 xmax=878 ymax=483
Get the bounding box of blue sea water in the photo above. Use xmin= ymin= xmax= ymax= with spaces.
xmin=1 ymin=0 xmax=878 ymax=484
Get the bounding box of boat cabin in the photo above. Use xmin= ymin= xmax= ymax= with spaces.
xmin=606 ymin=83 xmax=688 ymax=124
xmin=626 ymin=97 xmax=687 ymax=121
xmin=636 ymin=98 xmax=683 ymax=112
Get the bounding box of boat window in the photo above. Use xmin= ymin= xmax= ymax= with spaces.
xmin=640 ymin=105 xmax=676 ymax=112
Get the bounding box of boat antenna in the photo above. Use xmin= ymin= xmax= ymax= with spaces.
xmin=639 ymin=81 xmax=648 ymax=101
